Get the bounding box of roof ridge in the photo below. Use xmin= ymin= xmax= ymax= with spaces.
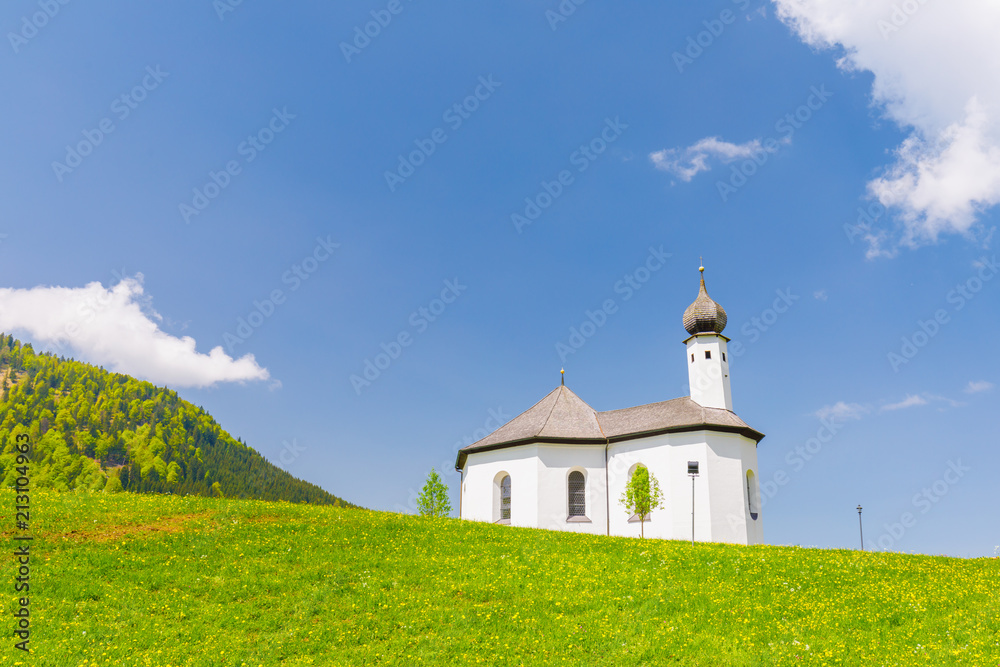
xmin=596 ymin=409 xmax=608 ymax=439
xmin=537 ymin=385 xmax=567 ymax=437
xmin=596 ymin=395 xmax=689 ymax=416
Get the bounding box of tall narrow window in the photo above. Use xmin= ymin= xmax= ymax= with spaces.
xmin=568 ymin=471 xmax=586 ymax=518
xmin=500 ymin=475 xmax=511 ymax=522
xmin=747 ymin=470 xmax=758 ymax=520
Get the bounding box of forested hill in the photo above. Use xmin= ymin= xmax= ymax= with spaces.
xmin=0 ymin=334 xmax=353 ymax=506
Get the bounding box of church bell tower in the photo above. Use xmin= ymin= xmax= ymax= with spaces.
xmin=683 ymin=265 xmax=733 ymax=411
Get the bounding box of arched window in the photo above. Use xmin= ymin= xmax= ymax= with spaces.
xmin=568 ymin=471 xmax=586 ymax=518
xmin=492 ymin=472 xmax=512 ymax=524
xmin=500 ymin=475 xmax=511 ymax=522
xmin=746 ymin=470 xmax=758 ymax=521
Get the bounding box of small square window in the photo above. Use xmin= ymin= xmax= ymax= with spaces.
xmin=705 ymin=351 xmax=711 ymax=360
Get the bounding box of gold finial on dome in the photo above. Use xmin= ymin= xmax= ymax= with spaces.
xmin=560 ymin=368 xmax=565 ymax=385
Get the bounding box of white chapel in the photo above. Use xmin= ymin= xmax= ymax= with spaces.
xmin=455 ymin=267 xmax=765 ymax=545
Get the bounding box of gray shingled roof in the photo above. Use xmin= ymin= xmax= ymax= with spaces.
xmin=465 ymin=385 xmax=606 ymax=450
xmin=455 ymin=386 xmax=764 ymax=470
xmin=598 ymin=397 xmax=760 ymax=439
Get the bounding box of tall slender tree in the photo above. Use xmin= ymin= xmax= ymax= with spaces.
xmin=620 ymin=465 xmax=664 ymax=539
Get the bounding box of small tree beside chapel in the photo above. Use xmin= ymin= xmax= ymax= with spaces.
xmin=620 ymin=465 xmax=663 ymax=539
xmin=416 ymin=468 xmax=452 ymax=518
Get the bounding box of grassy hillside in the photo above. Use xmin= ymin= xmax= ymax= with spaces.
xmin=0 ymin=334 xmax=352 ymax=506
xmin=3 ymin=490 xmax=998 ymax=666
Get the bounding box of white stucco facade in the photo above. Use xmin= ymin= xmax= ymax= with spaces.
xmin=459 ymin=428 xmax=763 ymax=545
xmin=686 ymin=333 xmax=733 ymax=411
xmin=455 ymin=268 xmax=765 ymax=545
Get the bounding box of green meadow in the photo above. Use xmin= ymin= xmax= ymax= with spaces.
xmin=2 ymin=489 xmax=998 ymax=666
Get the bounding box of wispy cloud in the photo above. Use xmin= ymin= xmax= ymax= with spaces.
xmin=0 ymin=275 xmax=269 ymax=388
xmin=880 ymin=394 xmax=929 ymax=412
xmin=815 ymin=401 xmax=869 ymax=422
xmin=924 ymin=394 xmax=963 ymax=409
xmin=816 ymin=390 xmax=967 ymax=420
xmin=879 ymin=393 xmax=963 ymax=412
xmin=964 ymin=380 xmax=994 ymax=394
xmin=649 ymin=136 xmax=767 ymax=182
xmin=775 ymin=0 xmax=1000 ymax=255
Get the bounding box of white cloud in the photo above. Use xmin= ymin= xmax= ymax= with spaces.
xmin=814 ymin=401 xmax=869 ymax=421
xmin=774 ymin=0 xmax=1000 ymax=253
xmin=650 ymin=136 xmax=768 ymax=181
xmin=816 ymin=391 xmax=967 ymax=420
xmin=880 ymin=394 xmax=928 ymax=412
xmin=813 ymin=289 xmax=828 ymax=301
xmin=924 ymin=393 xmax=963 ymax=409
xmin=0 ymin=276 xmax=269 ymax=388
xmin=964 ymin=380 xmax=994 ymax=394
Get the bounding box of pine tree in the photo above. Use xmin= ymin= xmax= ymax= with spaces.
xmin=416 ymin=468 xmax=451 ymax=518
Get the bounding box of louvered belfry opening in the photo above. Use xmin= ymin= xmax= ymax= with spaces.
xmin=500 ymin=475 xmax=511 ymax=521
xmin=568 ymin=471 xmax=586 ymax=518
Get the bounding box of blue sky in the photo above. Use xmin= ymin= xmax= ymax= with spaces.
xmin=1 ymin=1 xmax=997 ymax=557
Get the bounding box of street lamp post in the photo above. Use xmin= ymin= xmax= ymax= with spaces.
xmin=688 ymin=461 xmax=699 ymax=546
xmin=857 ymin=505 xmax=864 ymax=551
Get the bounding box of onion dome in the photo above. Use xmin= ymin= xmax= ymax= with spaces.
xmin=683 ymin=265 xmax=727 ymax=335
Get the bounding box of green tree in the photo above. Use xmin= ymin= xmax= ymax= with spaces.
xmin=104 ymin=475 xmax=123 ymax=494
xmin=620 ymin=465 xmax=663 ymax=539
xmin=416 ymin=468 xmax=451 ymax=517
